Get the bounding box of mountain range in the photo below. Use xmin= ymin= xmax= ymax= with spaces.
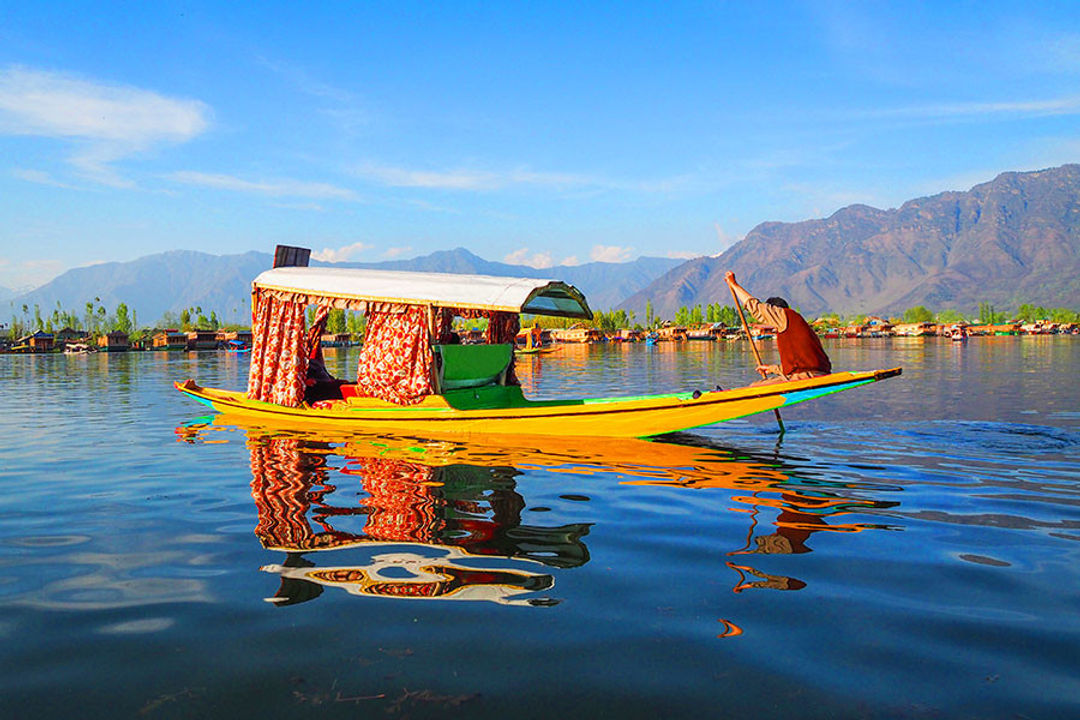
xmin=621 ymin=164 xmax=1080 ymax=318
xmin=9 ymin=164 xmax=1080 ymax=326
xmin=7 ymin=248 xmax=681 ymax=325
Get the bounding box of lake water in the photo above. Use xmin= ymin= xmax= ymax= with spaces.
xmin=1 ymin=338 xmax=1078 ymax=719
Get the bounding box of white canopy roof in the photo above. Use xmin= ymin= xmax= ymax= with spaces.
xmin=253 ymin=266 xmax=593 ymax=319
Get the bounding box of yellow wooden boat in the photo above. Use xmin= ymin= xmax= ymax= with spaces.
xmin=176 ymin=258 xmax=901 ymax=437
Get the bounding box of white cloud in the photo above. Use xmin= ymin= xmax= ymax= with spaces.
xmin=0 ymin=258 xmax=65 ymax=290
xmin=355 ymin=163 xmax=595 ymax=191
xmin=589 ymin=245 xmax=634 ymax=263
xmin=865 ymin=95 xmax=1080 ymax=123
xmin=382 ymin=246 xmax=414 ymax=259
xmin=12 ymin=167 xmax=77 ymax=189
xmin=168 ymin=171 xmax=358 ymax=200
xmin=504 ymin=248 xmax=556 ymax=268
xmin=560 ymin=255 xmax=580 ymax=266
xmin=0 ymin=66 xmax=211 ymax=185
xmin=666 ymin=250 xmax=702 ymax=260
xmin=713 ymin=222 xmax=741 ymax=252
xmin=311 ymin=242 xmax=372 ymax=263
xmin=256 ymin=56 xmax=369 ymax=133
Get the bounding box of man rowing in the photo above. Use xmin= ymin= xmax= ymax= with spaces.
xmin=725 ymin=271 xmax=832 ymax=385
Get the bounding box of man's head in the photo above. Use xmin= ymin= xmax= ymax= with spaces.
xmin=765 ymin=297 xmax=789 ymax=309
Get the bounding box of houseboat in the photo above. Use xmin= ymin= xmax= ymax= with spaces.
xmin=551 ymin=324 xmax=605 ymax=343
xmin=615 ymin=328 xmax=645 ymax=343
xmin=97 ymin=331 xmax=130 ymax=352
xmin=186 ymin=330 xmax=219 ymax=351
xmin=18 ymin=332 xmax=54 ymax=352
xmin=656 ymin=325 xmax=687 ymax=342
xmin=893 ymin=322 xmax=936 ymax=337
xmin=686 ymin=326 xmax=718 ymax=341
xmin=153 ymin=330 xmax=188 ymax=350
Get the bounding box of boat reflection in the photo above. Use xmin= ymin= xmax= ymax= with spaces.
xmin=177 ymin=416 xmax=900 ymax=609
xmin=174 ymin=420 xmax=592 ymax=606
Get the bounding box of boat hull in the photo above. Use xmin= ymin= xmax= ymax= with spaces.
xmin=176 ymin=368 xmax=901 ymax=438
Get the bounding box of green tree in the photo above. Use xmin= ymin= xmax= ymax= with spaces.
xmin=902 ymin=305 xmax=934 ymax=323
xmin=689 ymin=305 xmax=703 ymax=326
xmin=718 ymin=305 xmax=739 ymax=327
xmin=935 ymin=309 xmax=967 ymax=324
xmin=180 ymin=308 xmax=192 ymax=331
xmin=114 ymin=303 xmax=133 ymax=334
xmin=346 ymin=311 xmax=365 ymax=337
xmin=1049 ymin=307 xmax=1080 ymax=323
xmin=327 ymin=308 xmax=346 ymax=334
xmin=645 ymin=300 xmax=654 ymax=329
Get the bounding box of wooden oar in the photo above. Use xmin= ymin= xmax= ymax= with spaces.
xmin=729 ymin=285 xmax=786 ymax=435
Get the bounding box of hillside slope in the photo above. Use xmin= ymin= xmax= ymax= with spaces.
xmin=621 ymin=164 xmax=1080 ymax=317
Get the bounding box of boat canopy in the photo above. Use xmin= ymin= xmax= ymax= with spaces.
xmin=252 ymin=267 xmax=593 ymax=319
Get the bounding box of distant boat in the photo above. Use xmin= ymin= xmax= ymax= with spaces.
xmin=63 ymin=342 xmax=96 ymax=354
xmin=224 ymin=340 xmax=250 ymax=353
xmin=946 ymin=325 xmax=968 ymax=342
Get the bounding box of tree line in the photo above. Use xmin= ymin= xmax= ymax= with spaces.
xmin=5 ymin=300 xmax=246 ymax=341
xmin=9 ymin=296 xmax=1079 ymax=342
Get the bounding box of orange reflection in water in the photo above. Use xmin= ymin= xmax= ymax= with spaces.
xmin=178 ymin=416 xmax=899 ymax=624
xmin=242 ymin=431 xmax=588 ymax=606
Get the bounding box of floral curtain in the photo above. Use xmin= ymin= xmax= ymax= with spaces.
xmin=247 ymin=291 xmax=309 ymax=407
xmin=486 ymin=311 xmax=520 ymax=344
xmin=355 ymin=304 xmax=435 ymax=405
xmin=306 ymin=305 xmax=330 ymax=360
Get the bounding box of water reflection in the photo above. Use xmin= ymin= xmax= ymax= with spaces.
xmin=177 ymin=417 xmax=903 ymax=612
xmin=176 ymin=421 xmax=592 ymax=606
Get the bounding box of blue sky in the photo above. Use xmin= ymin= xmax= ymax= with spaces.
xmin=2 ymin=1 xmax=1079 ymax=290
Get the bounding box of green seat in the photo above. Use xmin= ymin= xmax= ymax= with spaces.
xmin=433 ymin=344 xmax=513 ymax=390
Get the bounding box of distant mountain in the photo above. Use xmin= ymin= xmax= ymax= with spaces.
xmin=338 ymin=248 xmax=681 ymax=310
xmin=10 ymin=250 xmax=271 ymax=326
xmin=0 ymin=285 xmax=15 ymax=303
xmin=621 ymin=164 xmax=1080 ymax=318
xmin=11 ymin=247 xmax=680 ymax=325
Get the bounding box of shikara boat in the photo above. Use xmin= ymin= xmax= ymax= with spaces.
xmin=176 ymin=264 xmax=901 ymax=437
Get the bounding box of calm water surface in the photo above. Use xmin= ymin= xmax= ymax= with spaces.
xmin=1 ymin=338 xmax=1078 ymax=719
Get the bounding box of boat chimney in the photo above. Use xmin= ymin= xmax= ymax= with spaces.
xmin=273 ymin=245 xmax=311 ymax=268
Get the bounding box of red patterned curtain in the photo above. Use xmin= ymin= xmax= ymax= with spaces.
xmin=306 ymin=306 xmax=330 ymax=360
xmin=486 ymin=311 xmax=520 ymax=344
xmin=355 ymin=304 xmax=435 ymax=405
xmin=247 ymin=291 xmax=309 ymax=407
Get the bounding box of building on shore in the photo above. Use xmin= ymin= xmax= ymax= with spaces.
xmin=893 ymin=322 xmax=936 ymax=337
xmin=56 ymin=327 xmax=89 ymax=344
xmin=216 ymin=329 xmax=254 ymax=347
xmin=152 ymin=330 xmax=188 ymax=350
xmin=319 ymin=332 xmax=351 ymax=347
xmin=18 ymin=332 xmax=55 ymax=352
xmin=97 ymin=331 xmax=130 ymax=352
xmin=186 ymin=330 xmax=219 ymax=350
xmin=552 ymin=324 xmax=606 ymax=343
xmin=656 ymin=324 xmax=688 ymax=342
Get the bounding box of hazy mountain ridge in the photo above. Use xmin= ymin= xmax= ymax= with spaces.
xmin=621 ymin=164 xmax=1080 ymax=317
xmin=9 ymin=247 xmax=680 ymax=325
